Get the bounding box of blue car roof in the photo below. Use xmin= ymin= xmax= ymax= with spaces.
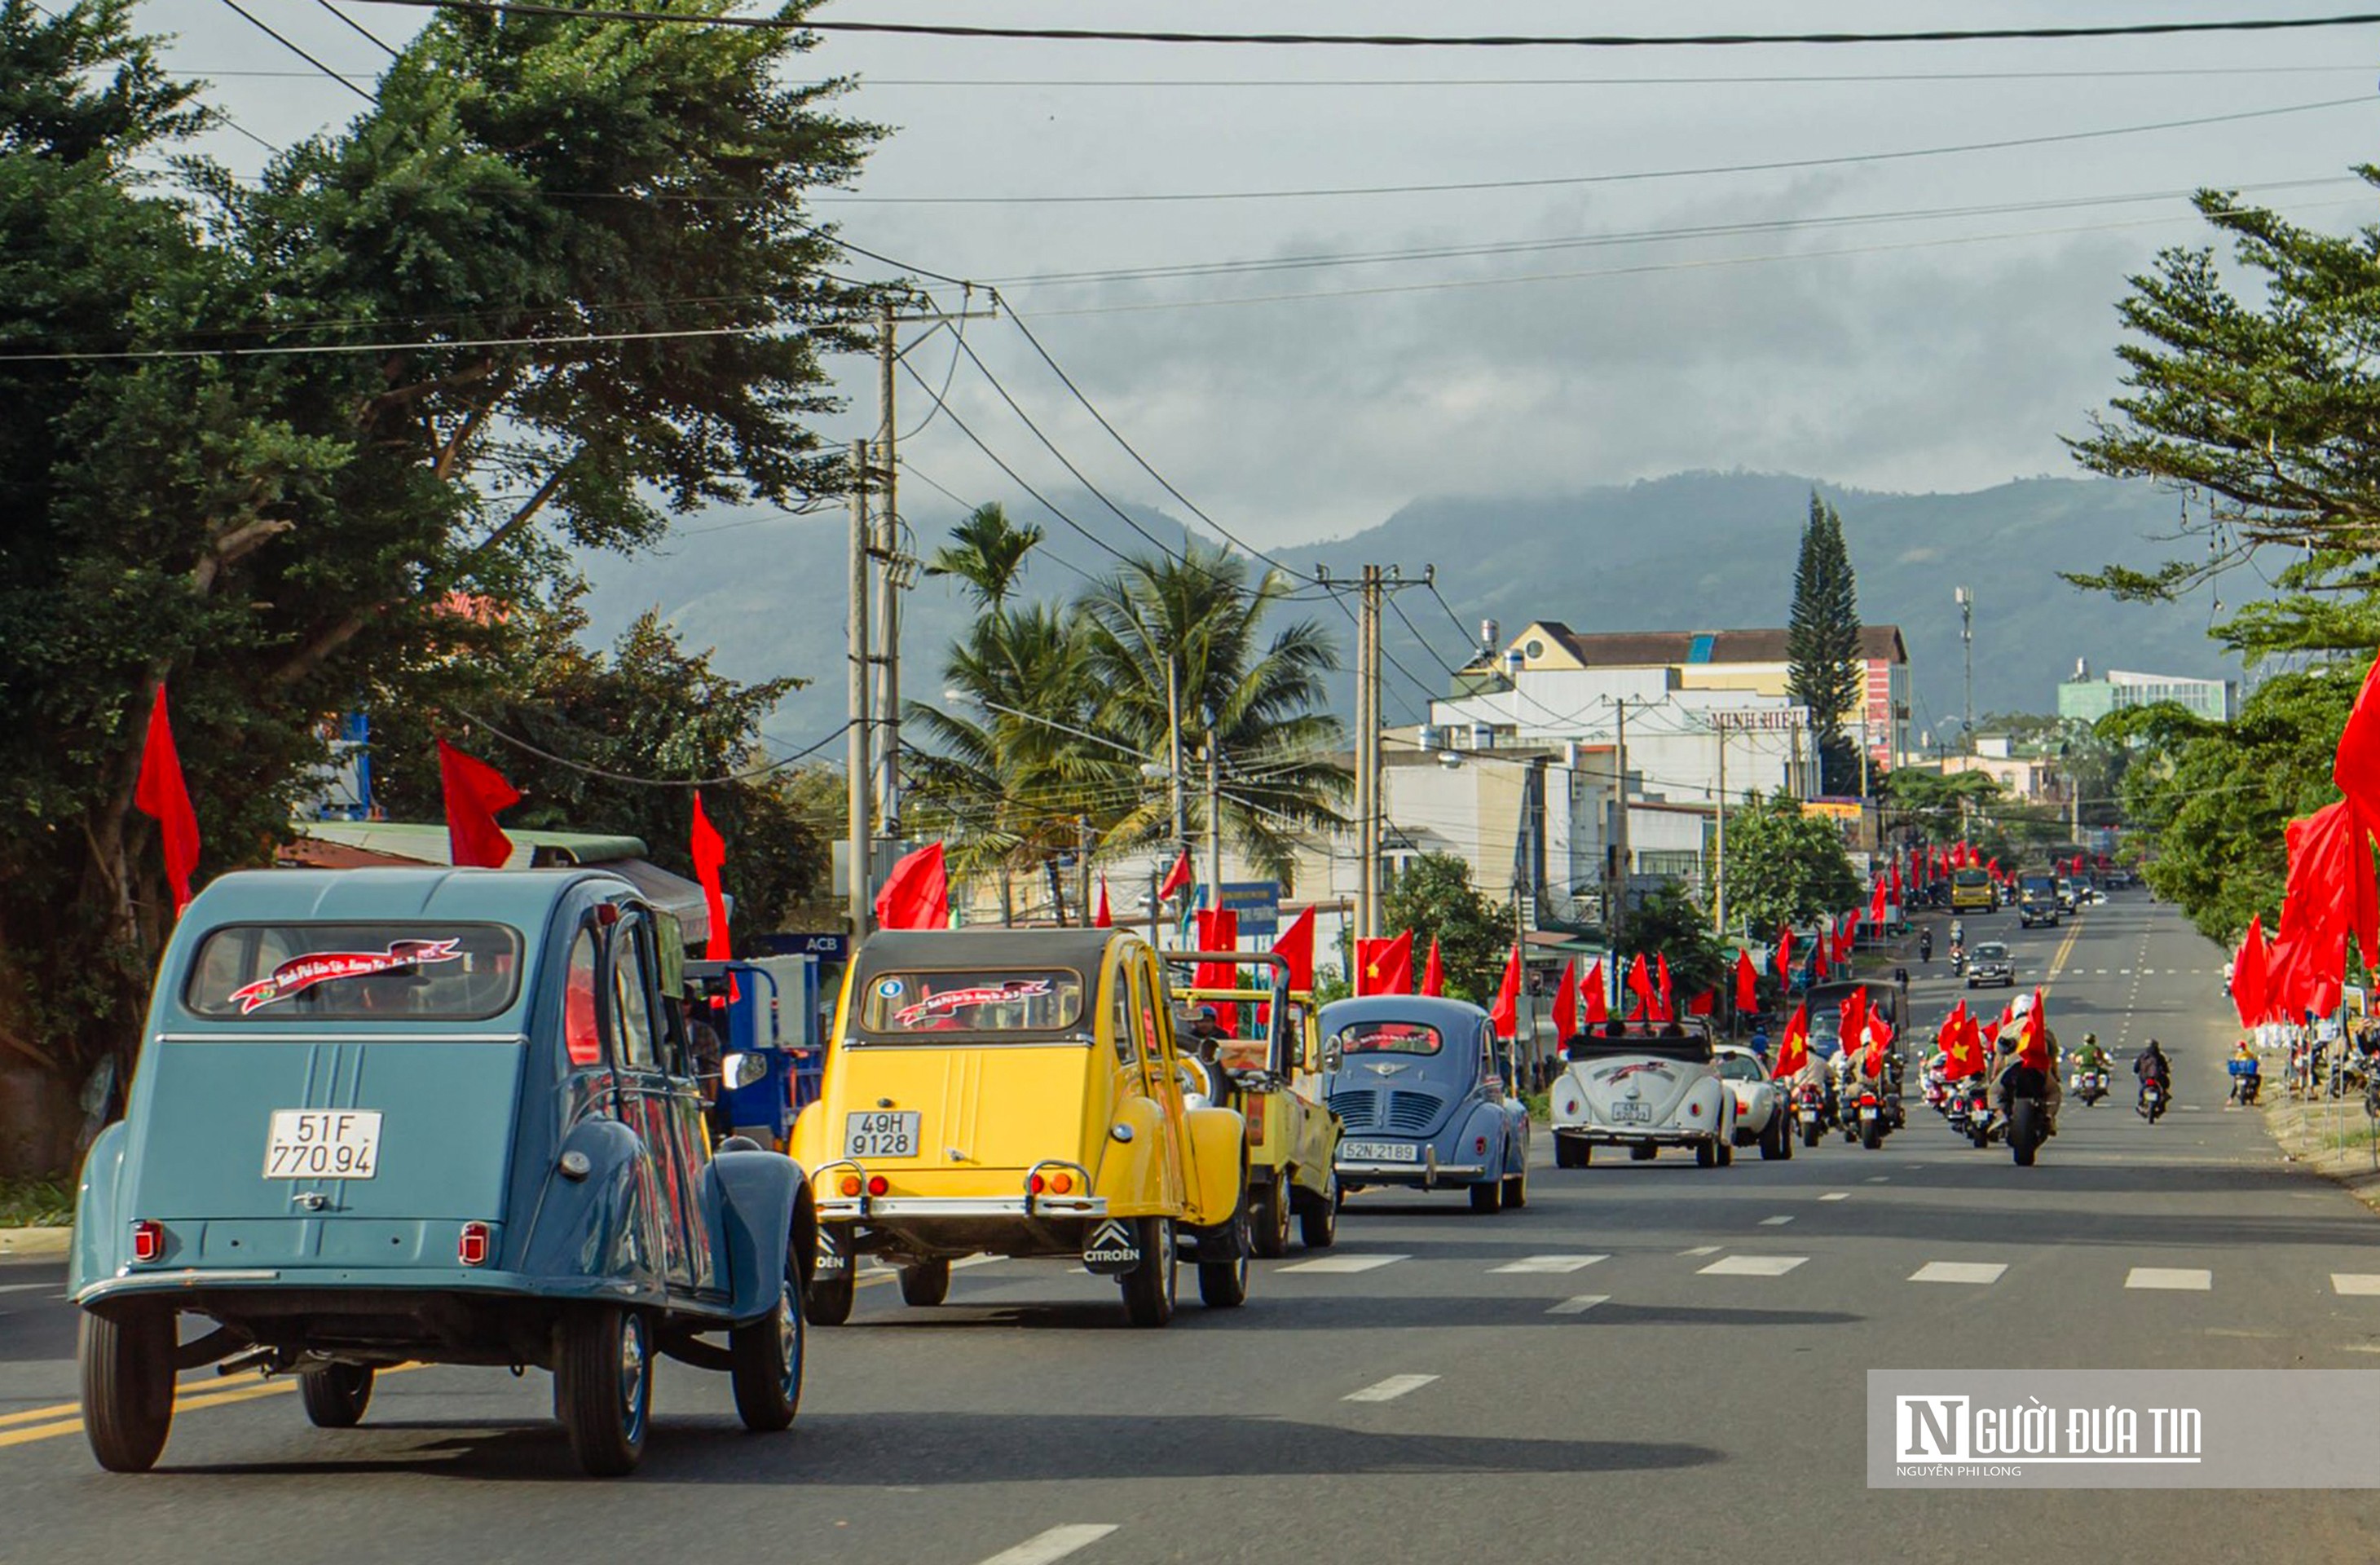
xmin=180 ymin=867 xmax=630 ymax=928
xmin=1319 ymin=994 xmax=1491 ymax=1029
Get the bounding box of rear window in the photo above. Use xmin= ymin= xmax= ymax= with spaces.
xmin=184 ymin=923 xmax=522 ymax=1021
xmin=859 ymin=969 xmax=1085 ymax=1035
xmin=1976 ymin=943 xmax=2011 ymax=960
xmin=1332 ymin=1021 xmax=1444 ymax=1056
xmin=1717 ymin=1054 xmax=1765 ymax=1082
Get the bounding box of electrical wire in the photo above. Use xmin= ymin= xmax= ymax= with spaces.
xmin=456 ymin=712 xmax=854 ymax=786
xmin=312 ymin=0 xmax=401 ymax=57
xmin=215 ymin=0 xmax=377 ymax=102
xmin=835 ymin=65 xmax=2380 ymax=89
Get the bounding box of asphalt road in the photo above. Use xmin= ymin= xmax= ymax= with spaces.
xmin=9 ymin=894 xmax=2380 ymax=1564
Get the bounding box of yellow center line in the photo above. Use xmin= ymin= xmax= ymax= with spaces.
xmin=2045 ymin=917 xmax=2087 ymax=992
xmin=0 ymin=1364 xmax=425 ymax=1452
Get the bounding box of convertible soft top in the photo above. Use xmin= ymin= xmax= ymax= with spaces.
xmin=1563 ymin=1020 xmax=1717 ymax=1065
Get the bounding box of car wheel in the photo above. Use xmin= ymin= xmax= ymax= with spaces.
xmin=1759 ymin=1115 xmax=1787 ymax=1161
xmin=555 ymin=1305 xmax=651 ymax=1477
xmin=1780 ymin=1118 xmax=1795 ymax=1160
xmin=1197 ymin=1201 xmax=1250 ymax=1309
xmin=897 ymin=1258 xmax=951 ymax=1307
xmin=1469 ymin=1176 xmax=1505 ymax=1214
xmin=1629 ymin=1143 xmax=1657 ymax=1162
xmin=804 ymin=1226 xmax=857 ymax=1326
xmin=79 ymin=1306 xmax=175 ymax=1473
xmin=298 ymin=1363 xmax=375 ymax=1429
xmin=1297 ymin=1170 xmax=1340 ymax=1249
xmin=1554 ymin=1137 xmax=1589 ymax=1168
xmin=729 ymin=1258 xmax=804 ymax=1433
xmin=1695 ymin=1140 xmax=1718 ymax=1168
xmin=1250 ymin=1177 xmax=1291 ymax=1259
xmin=1120 ymin=1216 xmax=1176 ymax=1328
xmin=1715 ymin=1138 xmax=1734 ymax=1166
xmin=1503 ymin=1158 xmax=1528 ymax=1210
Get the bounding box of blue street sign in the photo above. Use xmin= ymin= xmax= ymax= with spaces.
xmin=762 ymin=932 xmax=851 ymax=961
xmin=1196 ymin=881 xmax=1282 ymax=938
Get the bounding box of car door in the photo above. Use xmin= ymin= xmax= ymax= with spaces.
xmin=653 ymin=936 xmax=720 ymax=1297
xmin=1130 ymin=952 xmax=1188 ymax=1212
xmin=605 ymin=910 xmax=695 ymax=1291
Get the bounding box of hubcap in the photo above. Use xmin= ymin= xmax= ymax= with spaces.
xmin=619 ymin=1316 xmax=647 ymax=1441
xmin=777 ymin=1287 xmax=799 ymax=1394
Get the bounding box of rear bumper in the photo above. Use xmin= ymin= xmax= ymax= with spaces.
xmin=76 ymin=1264 xmax=669 ymax=1312
xmin=1334 ymin=1155 xmax=1489 ymax=1187
xmin=1553 ymin=1124 xmax=1715 ymax=1148
xmin=816 ymin=1194 xmax=1106 ymax=1222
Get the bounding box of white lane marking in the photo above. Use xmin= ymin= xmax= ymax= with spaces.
xmin=1910 ymin=1261 xmax=2008 ymax=1285
xmin=1678 ymin=1245 xmax=1723 ymax=1257
xmin=1280 ymin=1254 xmax=1408 ymax=1274
xmin=2333 ymin=1274 xmax=2380 ymax=1296
xmin=975 ymin=1525 xmax=1119 ymax=1565
xmin=1699 ymin=1254 xmax=1807 ymax=1276
xmin=0 ymin=1284 xmax=53 ymax=1294
xmin=1547 ymin=1294 xmax=1610 ymax=1316
xmin=1344 ymin=1373 xmax=1439 ymax=1403
xmin=1818 ymin=1192 xmax=1849 ymax=1202
xmin=2127 ymin=1267 xmax=2213 ymax=1291
xmin=2206 ymin=1329 xmax=2283 ymax=1339
xmin=1759 ymin=1215 xmax=1796 ymax=1226
xmin=1864 ymin=1176 xmax=1890 ymax=1184
xmin=1490 ymin=1254 xmax=1607 ymax=1274
xmin=2341 ymin=1344 xmax=2380 ymax=1355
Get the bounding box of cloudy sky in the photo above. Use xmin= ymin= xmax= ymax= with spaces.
xmin=168 ymin=1 xmax=2380 ymax=546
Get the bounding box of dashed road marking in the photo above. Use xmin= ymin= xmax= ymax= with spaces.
xmin=1864 ymin=1176 xmax=1890 ymax=1184
xmin=2127 ymin=1267 xmax=2213 ymax=1291
xmin=1491 ymin=1254 xmax=1607 ymax=1274
xmin=2333 ymin=1274 xmax=2380 ymax=1296
xmin=976 ymin=1525 xmax=1120 ymax=1565
xmin=1678 ymin=1245 xmax=1723 ymax=1257
xmin=1818 ymin=1192 xmax=1849 ymax=1202
xmin=1547 ymin=1294 xmax=1610 ymax=1316
xmin=1699 ymin=1254 xmax=1807 ymax=1277
xmin=1759 ymin=1215 xmax=1796 ymax=1226
xmin=1910 ymin=1261 xmax=2008 ymax=1285
xmin=1344 ymin=1373 xmax=1439 ymax=1403
xmin=1280 ymin=1254 xmax=1408 ymax=1274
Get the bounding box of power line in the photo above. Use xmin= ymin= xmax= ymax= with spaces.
xmin=344 ymin=2 xmax=2380 ymax=51
xmin=834 ymin=65 xmax=2380 ymax=88
xmin=457 ymin=711 xmax=853 ymax=786
xmin=311 ymin=0 xmax=402 ymax=58
xmin=215 ymin=0 xmax=377 ymax=102
xmin=813 ymin=95 xmax=2372 ymax=206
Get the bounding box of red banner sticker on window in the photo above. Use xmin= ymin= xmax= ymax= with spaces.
xmin=891 ymin=978 xmax=1053 ymax=1027
xmin=226 ymin=938 xmax=465 ymax=1015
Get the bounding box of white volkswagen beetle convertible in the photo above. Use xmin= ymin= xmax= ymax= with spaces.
xmin=1716 ymin=1044 xmax=1794 ymax=1161
xmin=1550 ymin=1019 xmax=1738 ymax=1169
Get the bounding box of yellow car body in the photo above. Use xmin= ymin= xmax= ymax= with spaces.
xmin=790 ymin=928 xmax=1249 ymax=1327
xmin=1173 ymin=963 xmax=1343 ymax=1257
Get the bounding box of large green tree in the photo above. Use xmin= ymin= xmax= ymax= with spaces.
xmin=1383 ymin=853 xmax=1510 ymax=1003
xmin=1617 ymin=883 xmax=1727 ymax=1007
xmin=0 ymin=0 xmax=878 ymax=1161
xmin=1720 ymin=790 xmax=1864 ymax=936
xmin=1784 ymin=491 xmax=1866 ymax=796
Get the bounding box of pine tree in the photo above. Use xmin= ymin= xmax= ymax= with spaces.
xmin=1784 ymin=492 xmax=1865 ymax=795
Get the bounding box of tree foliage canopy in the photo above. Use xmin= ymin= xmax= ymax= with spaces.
xmin=1784 ymin=491 xmax=1865 ymax=795
xmin=1721 ymin=790 xmax=1864 ymax=936
xmin=1383 ymin=853 xmax=1510 ymax=1003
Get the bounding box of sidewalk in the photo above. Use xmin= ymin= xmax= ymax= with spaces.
xmin=2262 ymin=1093 xmax=2380 ymax=1213
xmin=0 ymin=1228 xmax=69 ymax=1260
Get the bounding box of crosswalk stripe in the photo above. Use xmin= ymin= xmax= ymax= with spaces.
xmin=2332 ymin=1274 xmax=2380 ymax=1296
xmin=1490 ymin=1254 xmax=1607 ymax=1274
xmin=1910 ymin=1261 xmax=2008 ymax=1285
xmin=976 ymin=1527 xmax=1121 ymax=1565
xmin=1678 ymin=1245 xmax=1723 ymax=1257
xmin=2127 ymin=1267 xmax=2213 ymax=1291
xmin=1547 ymin=1294 xmax=1610 ymax=1316
xmin=1280 ymin=1254 xmax=1408 ymax=1274
xmin=1344 ymin=1373 xmax=1439 ymax=1403
xmin=1759 ymin=1215 xmax=1795 ymax=1226
xmin=1699 ymin=1254 xmax=1807 ymax=1277
xmin=1818 ymin=1192 xmax=1849 ymax=1202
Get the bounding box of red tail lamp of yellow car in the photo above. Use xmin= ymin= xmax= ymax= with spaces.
xmin=866 ymin=1175 xmax=889 ymax=1197
xmin=838 ymin=1174 xmax=863 ymax=1197
xmin=1027 ymin=1171 xmax=1076 ymax=1196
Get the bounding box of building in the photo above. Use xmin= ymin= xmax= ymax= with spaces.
xmin=1474 ymin=621 xmax=1912 ymax=772
xmin=2056 ymin=660 xmax=2235 ymax=724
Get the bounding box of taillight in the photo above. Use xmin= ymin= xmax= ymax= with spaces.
xmin=130 ymin=1220 xmax=163 ymax=1264
xmin=457 ymin=1221 xmax=491 ymax=1267
xmin=838 ymin=1175 xmax=863 ymax=1197
xmin=1246 ymin=1110 xmax=1265 ymax=1147
xmin=866 ymin=1175 xmax=889 ymax=1197
xmin=1047 ymin=1171 xmax=1074 ymax=1195
xmin=1861 ymin=1093 xmax=1878 ymax=1107
xmin=1028 ymin=1172 xmax=1044 ymax=1194
xmin=1474 ymin=1135 xmax=1488 ymax=1154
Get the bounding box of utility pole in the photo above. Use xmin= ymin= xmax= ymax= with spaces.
xmin=1712 ymin=717 xmax=1729 ymax=938
xmin=1955 ymin=585 xmax=1975 ymax=755
xmin=1354 ymin=565 xmax=1382 ymax=941
xmin=846 ymin=437 xmax=873 ymax=938
xmin=875 ymin=299 xmax=903 ymax=840
xmin=1610 ymin=698 xmax=1631 ymax=950
xmin=1205 ymin=737 xmax=1224 ymax=909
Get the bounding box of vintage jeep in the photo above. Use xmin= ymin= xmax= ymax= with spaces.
xmin=70 ymin=869 xmax=813 ymax=1477
xmin=790 ymin=928 xmax=1250 ymax=1328
xmin=1316 ymin=996 xmax=1532 ymax=1212
xmin=1167 ymin=950 xmax=1344 ymax=1256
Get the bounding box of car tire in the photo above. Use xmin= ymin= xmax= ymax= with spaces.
xmin=1469 ymin=1177 xmax=1505 ymax=1214
xmin=1715 ymin=1138 xmax=1734 ymax=1166
xmin=298 ymin=1363 xmax=375 ymax=1429
xmin=1759 ymin=1115 xmax=1787 ymax=1161
xmin=804 ymin=1226 xmax=857 ymax=1326
xmin=729 ymin=1259 xmax=804 ymax=1433
xmin=1780 ymin=1118 xmax=1795 ymax=1160
xmin=1120 ymin=1216 xmax=1176 ymax=1328
xmin=897 ymin=1259 xmax=950 ymax=1307
xmin=1250 ymin=1177 xmax=1292 ymax=1259
xmin=1695 ymin=1140 xmax=1717 ymax=1168
xmin=1554 ymin=1137 xmax=1589 ymax=1168
xmin=554 ymin=1305 xmax=651 ymax=1478
xmin=1502 ymin=1157 xmax=1528 ymax=1210
xmin=79 ymin=1306 xmax=175 ymax=1474
xmin=1629 ymin=1143 xmax=1656 ymax=1162
xmin=1197 ymin=1201 xmax=1250 ymax=1309
xmin=1297 ymin=1170 xmax=1339 ymax=1249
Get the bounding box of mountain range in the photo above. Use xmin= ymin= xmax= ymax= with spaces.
xmin=578 ymin=470 xmax=2241 ymax=755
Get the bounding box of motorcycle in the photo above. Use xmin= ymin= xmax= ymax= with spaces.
xmin=1919 ymin=932 xmax=1934 ymax=963
xmin=2070 ymin=1067 xmax=2109 ymax=1107
xmin=2228 ymin=1056 xmax=2262 ymax=1106
xmin=1957 ymin=1081 xmax=1996 ymax=1148
xmin=2139 ymin=1078 xmax=2169 ymax=1123
xmin=1853 ymin=1087 xmax=1892 ymax=1150
xmin=2003 ymin=1065 xmax=2050 ymax=1166
xmin=1796 ymin=1082 xmax=1829 ymax=1147
xmin=1950 ymin=945 xmax=1966 ymax=976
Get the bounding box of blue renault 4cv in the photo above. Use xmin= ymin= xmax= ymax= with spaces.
xmin=1317 ymin=995 xmax=1532 ymax=1212
xmin=70 ymin=868 xmax=815 ymax=1476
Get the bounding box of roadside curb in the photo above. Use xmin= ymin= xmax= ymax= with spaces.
xmin=0 ymin=1227 xmax=70 ymax=1260
xmin=2262 ymin=1097 xmax=2380 ymax=1215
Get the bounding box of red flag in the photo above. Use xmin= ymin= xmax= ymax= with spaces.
xmin=1839 ymin=986 xmax=1868 ymax=1071
xmin=437 ymin=738 xmax=519 ymax=870
xmin=1889 ymin=861 xmax=1903 ymax=905
xmin=875 ymin=840 xmax=950 ymax=930
xmin=1867 ymin=879 xmax=1889 ymax=928
xmin=1812 ymin=938 xmax=1830 ymax=981
xmin=1581 ymin=960 xmax=1608 ymax=1024
xmin=1686 ymin=990 xmax=1716 ymax=1017
xmin=2334 ymin=652 xmax=2380 ymax=825
xmin=1772 ymin=1003 xmax=1809 ymax=1079
xmin=2231 ymin=915 xmax=2271 ymax=1029
xmin=2018 ymin=989 xmax=2051 ymax=1071
xmin=1094 ymin=877 xmax=1113 ymax=928
xmin=1943 ymin=1006 xmax=1985 ymax=1079
xmin=1418 ymin=935 xmax=1445 ymax=997
xmin=1157 ymin=849 xmax=1194 ymax=902
xmin=1192 ymin=906 xmax=1241 ymax=994
xmin=1272 ymin=905 xmax=1315 ymax=991
xmin=1863 ymin=1014 xmax=1893 ymax=1078
xmin=1774 ymin=924 xmax=1795 ymax=981
xmin=134 ymin=684 xmax=201 ymax=914
xmin=1655 ymin=953 xmax=1673 ymax=1021
xmin=1488 ymin=943 xmax=1522 ymax=1039
xmin=2284 ymin=800 xmax=2379 ymax=972
xmin=690 ymin=791 xmax=732 ymax=962
xmin=1551 ymin=959 xmax=1579 ymax=1040
xmin=1624 ymin=952 xmax=1655 ymax=1017
xmin=1356 ymin=930 xmax=1413 ymax=996
xmin=1734 ymin=948 xmax=1759 ymax=1014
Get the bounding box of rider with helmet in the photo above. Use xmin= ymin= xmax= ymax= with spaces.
xmin=1991 ymin=993 xmax=2061 ymax=1133
xmin=2135 ymin=1038 xmax=2173 ymax=1108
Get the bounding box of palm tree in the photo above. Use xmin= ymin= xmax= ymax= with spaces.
xmin=923 ymin=503 xmax=1042 ymax=612
xmin=1077 ymin=544 xmax=1348 ymax=881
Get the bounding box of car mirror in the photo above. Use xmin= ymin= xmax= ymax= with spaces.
xmin=721 ymin=1052 xmax=769 ymax=1091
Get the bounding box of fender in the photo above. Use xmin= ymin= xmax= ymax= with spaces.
xmin=1091 ymin=1093 xmax=1169 ymax=1215
xmin=703 ymin=1148 xmax=803 ymax=1324
xmin=68 ymin=1121 xmax=129 ymax=1299
xmin=517 ymin=1117 xmax=661 ymax=1295
xmin=1452 ymin=1101 xmax=1509 ymax=1175
xmin=1181 ymin=1104 xmax=1245 ymax=1227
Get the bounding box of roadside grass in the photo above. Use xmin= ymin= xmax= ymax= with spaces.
xmin=0 ymin=1175 xmax=72 ymax=1228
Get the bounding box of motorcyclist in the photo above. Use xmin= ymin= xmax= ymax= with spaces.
xmin=2069 ymin=1032 xmax=2111 ymax=1078
xmin=1950 ymin=918 xmax=1966 ymax=947
xmin=1990 ymin=994 xmax=2061 ymax=1134
xmin=2135 ymin=1038 xmax=2172 ymax=1113
xmin=2228 ymin=1038 xmax=2263 ymax=1105
xmin=1919 ymin=928 xmax=1934 ymax=963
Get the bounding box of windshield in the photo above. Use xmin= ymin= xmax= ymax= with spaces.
xmin=859 ymin=969 xmax=1086 ymax=1035
xmin=184 ymin=923 xmax=522 ymax=1021
xmin=1331 ymin=1020 xmax=1444 ymax=1056
xmin=1717 ymin=1054 xmax=1765 ymax=1082
xmin=1953 ymin=869 xmax=1990 ymax=888
xmin=1976 ymin=943 xmax=2010 ymax=960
